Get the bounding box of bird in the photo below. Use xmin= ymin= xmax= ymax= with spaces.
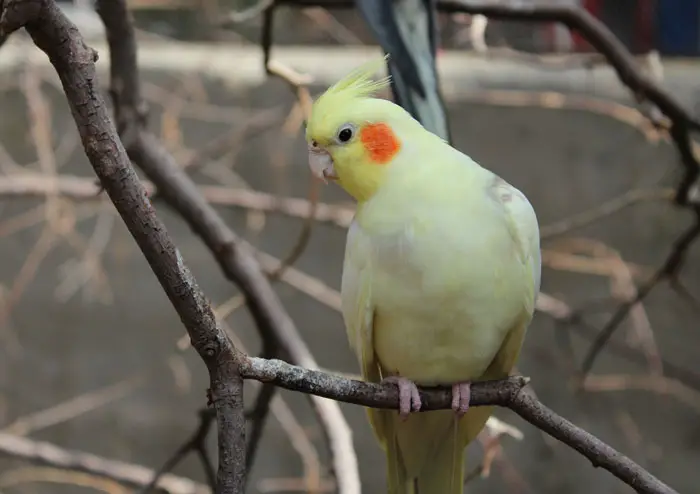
xmin=305 ymin=57 xmax=541 ymax=494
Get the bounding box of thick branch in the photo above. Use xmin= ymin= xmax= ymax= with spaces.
xmin=0 ymin=1 xmax=246 ymax=492
xmin=242 ymin=357 xmax=679 ymax=494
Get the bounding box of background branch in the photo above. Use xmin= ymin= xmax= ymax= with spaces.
xmin=137 ymin=409 xmax=217 ymax=494
xmin=93 ymin=1 xmax=360 ymax=493
xmin=0 ymin=432 xmax=209 ymax=494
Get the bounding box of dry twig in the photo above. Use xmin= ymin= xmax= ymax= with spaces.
xmin=0 ymin=432 xmax=209 ymax=494
xmin=0 ymin=173 xmax=356 ymax=227
xmin=0 ymin=466 xmax=130 ymax=493
xmin=580 ymin=214 xmax=700 ymax=376
xmin=137 ymin=409 xmax=217 ymax=494
xmin=264 ymin=59 xmax=319 ymax=281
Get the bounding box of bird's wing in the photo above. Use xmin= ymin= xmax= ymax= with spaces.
xmin=490 ymin=175 xmax=541 ymax=315
xmin=342 ymin=218 xmax=405 ymax=452
xmin=341 ymin=218 xmax=381 ymax=384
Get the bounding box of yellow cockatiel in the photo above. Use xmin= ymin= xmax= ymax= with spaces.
xmin=305 ymin=58 xmax=541 ymax=494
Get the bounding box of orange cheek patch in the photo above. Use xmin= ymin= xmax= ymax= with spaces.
xmin=359 ymin=123 xmax=401 ymax=164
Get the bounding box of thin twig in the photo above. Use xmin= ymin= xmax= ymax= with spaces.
xmin=0 ymin=466 xmax=130 ymax=493
xmin=138 ymin=409 xmax=217 ymax=494
xmin=0 ymin=432 xmax=209 ymax=494
xmin=3 ymin=376 xmax=144 ymax=436
xmin=540 ymin=188 xmax=674 ymax=239
xmin=582 ymin=374 xmax=700 ymax=415
xmin=264 ymin=60 xmax=319 ymax=280
xmin=580 ymin=214 xmax=700 ymax=376
xmin=0 ymin=173 xmax=356 ymax=227
xmin=224 ymin=0 xmax=273 ymax=24
xmin=536 ymin=293 xmax=700 ymax=393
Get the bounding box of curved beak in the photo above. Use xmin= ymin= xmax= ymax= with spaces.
xmin=308 ymin=145 xmax=338 ymax=183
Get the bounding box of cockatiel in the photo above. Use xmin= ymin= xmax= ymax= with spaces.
xmin=305 ymin=58 xmax=541 ymax=494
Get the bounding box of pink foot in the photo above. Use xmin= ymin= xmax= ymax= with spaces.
xmin=451 ymin=382 xmax=472 ymax=418
xmin=381 ymin=376 xmax=422 ymax=420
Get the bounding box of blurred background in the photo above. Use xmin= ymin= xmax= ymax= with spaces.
xmin=1 ymin=0 xmax=699 ymax=493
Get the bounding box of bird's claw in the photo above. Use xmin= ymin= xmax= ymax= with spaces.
xmin=382 ymin=376 xmax=421 ymax=420
xmin=451 ymin=381 xmax=471 ymax=418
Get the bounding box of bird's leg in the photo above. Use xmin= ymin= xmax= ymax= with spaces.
xmin=381 ymin=376 xmax=422 ymax=420
xmin=451 ymin=382 xmax=471 ymax=418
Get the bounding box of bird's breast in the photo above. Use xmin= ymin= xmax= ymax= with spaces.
xmin=366 ymin=216 xmax=528 ymax=385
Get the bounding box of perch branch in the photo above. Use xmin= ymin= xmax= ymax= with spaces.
xmin=93 ymin=1 xmax=360 ymax=492
xmin=0 ymin=1 xmax=246 ymax=492
xmin=241 ymin=357 xmax=678 ymax=494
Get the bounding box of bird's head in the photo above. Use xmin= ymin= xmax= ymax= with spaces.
xmin=305 ymin=56 xmax=419 ymax=203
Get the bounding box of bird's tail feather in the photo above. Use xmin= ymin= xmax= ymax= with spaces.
xmin=369 ymin=405 xmax=494 ymax=494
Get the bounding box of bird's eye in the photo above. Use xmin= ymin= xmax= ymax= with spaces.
xmin=337 ymin=125 xmax=353 ymax=143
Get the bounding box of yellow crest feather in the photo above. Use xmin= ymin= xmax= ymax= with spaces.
xmin=323 ymin=54 xmax=391 ymax=101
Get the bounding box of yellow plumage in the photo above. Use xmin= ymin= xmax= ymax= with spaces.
xmin=306 ymin=59 xmax=541 ymax=493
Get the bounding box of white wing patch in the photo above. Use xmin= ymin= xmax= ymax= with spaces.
xmin=340 ymin=220 xmax=378 ymax=380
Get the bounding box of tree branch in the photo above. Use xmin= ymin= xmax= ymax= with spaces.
xmin=0 ymin=432 xmax=209 ymax=494
xmin=137 ymin=408 xmax=217 ymax=494
xmin=241 ymin=357 xmax=679 ymax=494
xmin=0 ymin=1 xmax=246 ymax=492
xmin=580 ymin=212 xmax=700 ymax=375
xmin=0 ymin=172 xmax=356 ymax=228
